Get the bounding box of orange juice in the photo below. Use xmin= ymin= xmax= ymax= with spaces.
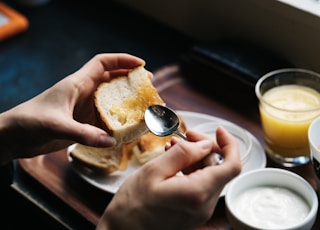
xmin=260 ymin=85 xmax=320 ymax=158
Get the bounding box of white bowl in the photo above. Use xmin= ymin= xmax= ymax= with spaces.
xmin=193 ymin=121 xmax=252 ymax=165
xmin=225 ymin=168 xmax=318 ymax=230
xmin=308 ymin=116 xmax=320 ymax=193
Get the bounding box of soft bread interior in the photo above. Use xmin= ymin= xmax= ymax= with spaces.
xmin=95 ymin=65 xmax=165 ymax=145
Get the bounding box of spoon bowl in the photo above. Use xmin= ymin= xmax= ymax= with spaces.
xmin=144 ymin=105 xmax=186 ymax=139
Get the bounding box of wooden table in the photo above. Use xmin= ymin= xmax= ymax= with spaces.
xmin=18 ymin=64 xmax=320 ymax=229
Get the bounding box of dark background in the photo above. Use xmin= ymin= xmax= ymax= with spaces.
xmin=0 ymin=0 xmax=195 ymax=112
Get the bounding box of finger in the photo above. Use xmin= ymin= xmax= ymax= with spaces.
xmin=166 ymin=132 xmax=218 ymax=173
xmin=210 ymin=126 xmax=242 ymax=182
xmin=96 ymin=53 xmax=145 ymax=71
xmin=186 ymin=129 xmax=214 ymax=142
xmin=164 ymin=136 xmax=180 ymax=151
xmin=146 ymin=138 xmax=214 ymax=180
xmin=58 ymin=120 xmax=116 ymax=148
xmin=105 ymin=69 xmax=132 ymax=79
xmin=75 ymin=53 xmax=145 ymax=83
xmin=187 ymin=127 xmax=238 ymax=161
xmin=164 ymin=141 xmax=172 ymax=151
xmin=215 ymin=126 xmax=240 ymax=162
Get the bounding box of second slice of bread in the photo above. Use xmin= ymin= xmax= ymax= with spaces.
xmin=130 ymin=114 xmax=187 ymax=164
xmin=69 ymin=144 xmax=126 ymax=174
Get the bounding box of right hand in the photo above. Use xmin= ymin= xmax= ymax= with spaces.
xmin=96 ymin=126 xmax=241 ymax=230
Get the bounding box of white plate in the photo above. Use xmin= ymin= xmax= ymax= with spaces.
xmin=68 ymin=111 xmax=266 ymax=196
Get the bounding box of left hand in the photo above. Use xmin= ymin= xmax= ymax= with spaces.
xmin=0 ymin=53 xmax=144 ymax=165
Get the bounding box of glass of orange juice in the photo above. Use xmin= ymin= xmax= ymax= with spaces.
xmin=255 ymin=68 xmax=320 ymax=167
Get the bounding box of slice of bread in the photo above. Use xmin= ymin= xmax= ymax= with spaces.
xmin=69 ymin=144 xmax=128 ymax=174
xmin=129 ymin=115 xmax=187 ymax=164
xmin=132 ymin=133 xmax=171 ymax=164
xmin=94 ymin=65 xmax=165 ymax=145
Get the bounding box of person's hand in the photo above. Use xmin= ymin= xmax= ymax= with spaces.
xmin=0 ymin=53 xmax=144 ymax=165
xmin=97 ymin=127 xmax=241 ymax=230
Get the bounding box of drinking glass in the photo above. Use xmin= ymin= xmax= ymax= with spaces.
xmin=255 ymin=68 xmax=320 ymax=167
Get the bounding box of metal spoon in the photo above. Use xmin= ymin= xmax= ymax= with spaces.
xmin=144 ymin=105 xmax=223 ymax=164
xmin=144 ymin=104 xmax=187 ymax=139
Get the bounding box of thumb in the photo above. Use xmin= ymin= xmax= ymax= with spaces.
xmin=149 ymin=138 xmax=213 ymax=179
xmin=63 ymin=120 xmax=116 ymax=147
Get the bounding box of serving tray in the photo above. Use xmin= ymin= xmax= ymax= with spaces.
xmin=18 ymin=64 xmax=316 ymax=228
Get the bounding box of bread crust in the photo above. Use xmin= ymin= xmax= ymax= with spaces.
xmin=69 ymin=144 xmax=124 ymax=174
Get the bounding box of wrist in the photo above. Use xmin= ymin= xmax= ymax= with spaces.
xmin=96 ymin=200 xmax=146 ymax=230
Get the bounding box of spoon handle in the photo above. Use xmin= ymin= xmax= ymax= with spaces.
xmin=175 ymin=130 xmax=187 ymax=140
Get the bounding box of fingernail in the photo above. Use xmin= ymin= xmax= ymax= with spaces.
xmin=196 ymin=139 xmax=212 ymax=150
xmin=99 ymin=134 xmax=116 ymax=147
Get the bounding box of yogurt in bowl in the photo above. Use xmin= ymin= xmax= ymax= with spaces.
xmin=225 ymin=168 xmax=318 ymax=230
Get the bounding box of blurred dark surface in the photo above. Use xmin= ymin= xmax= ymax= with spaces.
xmin=0 ymin=0 xmax=194 ymax=228
xmin=0 ymin=0 xmax=194 ymax=112
xmin=179 ymin=39 xmax=293 ymax=111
